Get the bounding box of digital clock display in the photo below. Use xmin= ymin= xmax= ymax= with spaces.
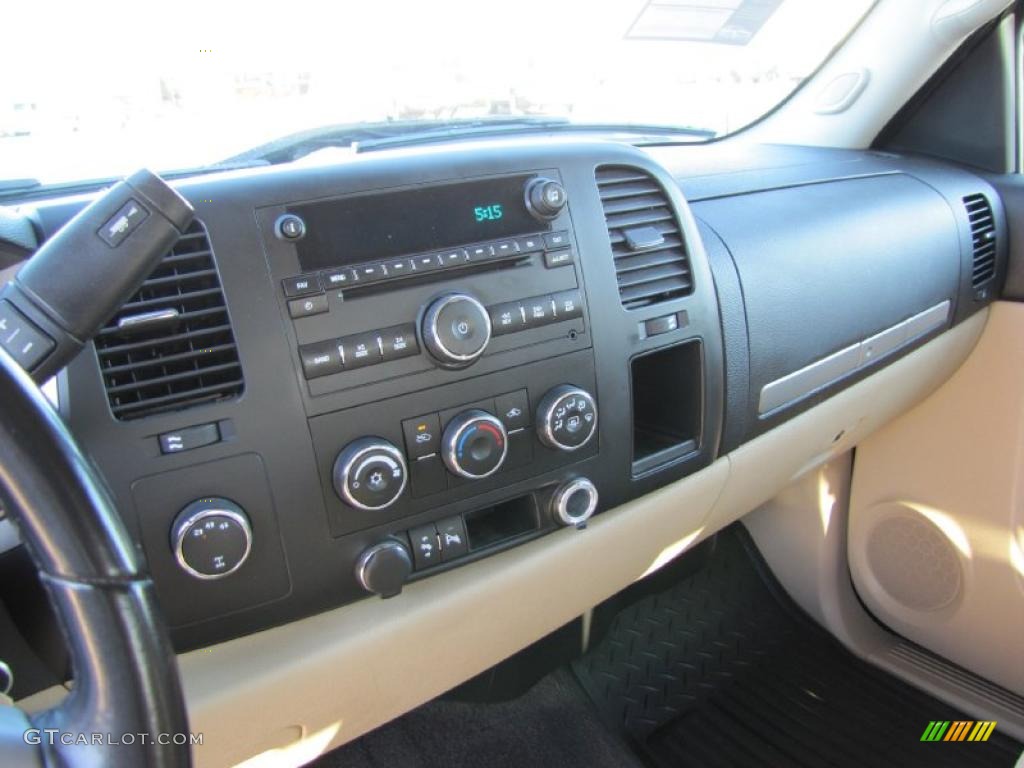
xmin=292 ymin=174 xmax=550 ymax=272
xmin=474 ymin=204 xmax=503 ymax=222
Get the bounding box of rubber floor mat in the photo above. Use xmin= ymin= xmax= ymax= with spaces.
xmin=573 ymin=525 xmax=1022 ymax=768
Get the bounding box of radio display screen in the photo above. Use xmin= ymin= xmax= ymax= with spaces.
xmin=291 ymin=175 xmax=549 ymax=271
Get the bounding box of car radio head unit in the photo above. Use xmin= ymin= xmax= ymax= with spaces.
xmin=291 ymin=174 xmax=550 ymax=271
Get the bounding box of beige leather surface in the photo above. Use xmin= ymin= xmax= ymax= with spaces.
xmin=849 ymin=301 xmax=1024 ymax=697
xmin=178 ymin=310 xmax=983 ymax=768
xmin=703 ymin=308 xmax=988 ymax=539
xmin=180 ymin=462 xmax=728 ymax=768
xmin=18 ymin=311 xmax=985 ymax=767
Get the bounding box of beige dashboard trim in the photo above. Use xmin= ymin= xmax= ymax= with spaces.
xmin=19 ymin=309 xmax=986 ymax=768
xmin=179 ymin=461 xmax=729 ymax=768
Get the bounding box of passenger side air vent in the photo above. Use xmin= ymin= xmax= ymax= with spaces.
xmin=595 ymin=166 xmax=693 ymax=309
xmin=963 ymin=193 xmax=997 ymax=288
xmin=94 ymin=221 xmax=243 ymax=420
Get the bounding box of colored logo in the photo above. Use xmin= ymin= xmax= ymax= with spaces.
xmin=920 ymin=721 xmax=997 ymax=742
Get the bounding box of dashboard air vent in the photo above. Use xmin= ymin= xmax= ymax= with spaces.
xmin=94 ymin=221 xmax=243 ymax=420
xmin=596 ymin=166 xmax=693 ymax=309
xmin=963 ymin=193 xmax=996 ymax=288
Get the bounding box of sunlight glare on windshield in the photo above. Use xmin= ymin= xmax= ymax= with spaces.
xmin=0 ymin=0 xmax=873 ymax=186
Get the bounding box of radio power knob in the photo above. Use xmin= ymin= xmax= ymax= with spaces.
xmin=421 ymin=293 xmax=492 ymax=368
xmin=525 ymin=177 xmax=567 ymax=221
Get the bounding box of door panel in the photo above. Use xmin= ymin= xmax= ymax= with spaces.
xmin=849 ymin=302 xmax=1024 ymax=696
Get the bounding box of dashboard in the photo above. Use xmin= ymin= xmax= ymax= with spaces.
xmin=19 ymin=138 xmax=1005 ymax=653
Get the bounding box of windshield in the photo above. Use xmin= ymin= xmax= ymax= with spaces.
xmin=1 ymin=0 xmax=873 ymax=188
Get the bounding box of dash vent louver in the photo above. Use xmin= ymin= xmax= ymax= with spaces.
xmin=963 ymin=193 xmax=997 ymax=288
xmin=94 ymin=221 xmax=243 ymax=420
xmin=595 ymin=165 xmax=693 ymax=309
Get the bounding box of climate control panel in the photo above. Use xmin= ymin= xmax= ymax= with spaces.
xmin=310 ymin=350 xmax=599 ymax=539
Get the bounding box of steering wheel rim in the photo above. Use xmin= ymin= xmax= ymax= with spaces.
xmin=0 ymin=346 xmax=190 ymax=767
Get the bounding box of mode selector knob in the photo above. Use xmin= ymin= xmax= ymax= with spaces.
xmin=442 ymin=410 xmax=508 ymax=479
xmin=333 ymin=438 xmax=408 ymax=511
xmin=525 ymin=177 xmax=567 ymax=221
xmin=422 ymin=293 xmax=492 ymax=369
xmin=171 ymin=497 xmax=252 ymax=580
xmin=537 ymin=385 xmax=598 ymax=451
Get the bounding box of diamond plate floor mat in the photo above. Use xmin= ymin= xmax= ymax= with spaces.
xmin=572 ymin=525 xmax=1022 ymax=768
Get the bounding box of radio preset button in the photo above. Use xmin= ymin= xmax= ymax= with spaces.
xmin=403 ymin=413 xmax=441 ymax=459
xmin=340 ymin=331 xmax=382 ymax=369
xmin=440 ymin=249 xmax=469 ymax=267
xmin=384 ymin=257 xmax=415 ymax=277
xmin=380 ymin=324 xmax=419 ymax=362
xmin=414 ymin=254 xmax=443 ymax=272
xmin=299 ymin=340 xmax=343 ymax=379
xmin=282 ymin=274 xmax=322 ymax=297
xmin=492 ymin=240 xmax=519 ymax=258
xmin=466 ymin=244 xmax=494 ymax=262
xmin=354 ymin=263 xmax=388 ymax=283
xmin=288 ymin=293 xmax=329 ymax=319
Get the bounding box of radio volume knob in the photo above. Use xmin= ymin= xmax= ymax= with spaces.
xmin=525 ymin=177 xmax=567 ymax=221
xmin=442 ymin=410 xmax=508 ymax=479
xmin=333 ymin=438 xmax=408 ymax=511
xmin=421 ymin=293 xmax=492 ymax=368
xmin=537 ymin=385 xmax=598 ymax=451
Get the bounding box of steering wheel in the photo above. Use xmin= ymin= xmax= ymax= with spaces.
xmin=0 ymin=328 xmax=191 ymax=764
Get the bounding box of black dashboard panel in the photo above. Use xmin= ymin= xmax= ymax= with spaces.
xmin=20 ymin=139 xmax=1003 ymax=651
xmin=37 ymin=141 xmax=723 ymax=649
xmin=695 ymin=173 xmax=962 ymax=439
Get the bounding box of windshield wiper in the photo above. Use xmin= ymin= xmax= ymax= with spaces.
xmin=354 ymin=121 xmax=714 ymax=154
xmin=221 ymin=117 xmax=714 ymax=166
xmin=221 ymin=117 xmax=573 ymax=165
xmin=0 ymin=179 xmax=41 ymax=195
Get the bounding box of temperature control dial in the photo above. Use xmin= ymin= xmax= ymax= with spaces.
xmin=422 ymin=293 xmax=491 ymax=368
xmin=333 ymin=438 xmax=408 ymax=511
xmin=537 ymin=385 xmax=598 ymax=451
xmin=442 ymin=410 xmax=508 ymax=479
xmin=171 ymin=498 xmax=252 ymax=580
